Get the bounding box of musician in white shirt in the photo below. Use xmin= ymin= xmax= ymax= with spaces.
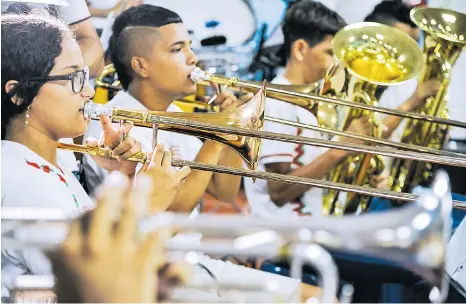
xmin=0 ymin=13 xmax=156 ymax=298
xmin=244 ymin=1 xmax=375 ymax=219
xmin=81 ymin=5 xmax=322 ymax=302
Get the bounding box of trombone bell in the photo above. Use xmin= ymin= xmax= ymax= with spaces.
xmin=84 ymin=82 xmax=266 ymax=171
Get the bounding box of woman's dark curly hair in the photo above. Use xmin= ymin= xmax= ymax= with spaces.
xmin=1 ymin=13 xmax=72 ymax=139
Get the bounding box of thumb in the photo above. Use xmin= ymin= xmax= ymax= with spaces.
xmin=85 ymin=137 xmax=99 ymax=147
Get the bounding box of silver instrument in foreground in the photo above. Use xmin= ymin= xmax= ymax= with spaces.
xmin=1 ymin=171 xmax=453 ymax=303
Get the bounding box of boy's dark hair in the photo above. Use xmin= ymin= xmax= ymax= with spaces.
xmin=364 ymin=0 xmax=417 ymax=28
xmin=108 ymin=5 xmax=182 ymax=90
xmin=282 ymin=0 xmax=347 ymax=60
xmin=1 ymin=13 xmax=71 ymax=139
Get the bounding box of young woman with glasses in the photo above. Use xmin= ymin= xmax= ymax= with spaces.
xmin=1 ymin=13 xmax=190 ymax=300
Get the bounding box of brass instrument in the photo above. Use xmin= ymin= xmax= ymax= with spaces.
xmin=321 ymin=22 xmax=424 ymax=215
xmin=1 ymin=170 xmax=455 ymax=303
xmin=89 ymin=82 xmax=265 ymax=170
xmin=57 ymin=95 xmax=466 ymax=209
xmin=56 ymin=141 xmax=466 ymax=210
xmin=82 ymin=99 xmax=466 ymax=169
xmin=390 ymin=7 xmax=466 ymax=194
xmin=95 ymin=64 xmax=466 ymax=160
xmin=95 ymin=63 xmax=121 ymax=91
xmin=189 ymin=68 xmax=466 ymax=130
xmin=96 ymin=63 xmax=466 ymax=130
xmin=95 ymin=63 xmax=337 ymax=128
xmin=93 ymin=64 xmax=121 ymax=104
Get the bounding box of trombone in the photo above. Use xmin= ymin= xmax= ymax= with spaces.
xmin=76 ymin=83 xmax=466 ymax=208
xmin=96 ymin=64 xmax=466 ymax=159
xmin=1 ymin=170 xmax=454 ymax=303
xmin=190 ymin=67 xmax=466 ymax=130
xmin=57 ymin=141 xmax=466 ymax=210
xmin=174 ymin=98 xmax=466 ymax=159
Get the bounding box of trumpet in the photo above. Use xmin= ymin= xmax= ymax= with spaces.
xmin=1 ymin=171 xmax=454 ymax=303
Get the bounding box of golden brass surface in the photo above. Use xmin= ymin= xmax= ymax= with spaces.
xmin=57 ymin=142 xmax=466 ymax=210
xmin=390 ymin=7 xmax=466 ymax=194
xmin=321 ymin=22 xmax=424 ymax=215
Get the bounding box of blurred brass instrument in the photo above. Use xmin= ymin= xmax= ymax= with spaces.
xmin=320 ymin=22 xmax=424 ymax=215
xmin=390 ymin=7 xmax=466 ymax=194
xmin=1 ymin=171 xmax=454 ymax=303
xmin=95 ymin=63 xmax=122 ymax=92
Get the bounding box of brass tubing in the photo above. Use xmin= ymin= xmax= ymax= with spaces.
xmin=147 ymin=115 xmax=466 ymax=168
xmin=57 ymin=143 xmax=466 ymax=210
xmin=265 ymin=116 xmax=466 ymax=159
xmin=196 ymin=75 xmax=466 ymax=129
xmin=174 ymin=99 xmax=466 ymax=159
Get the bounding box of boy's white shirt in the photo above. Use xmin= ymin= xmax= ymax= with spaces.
xmin=82 ymin=91 xmax=301 ymax=301
xmin=244 ymin=74 xmax=327 ymax=219
xmin=82 ymin=90 xmax=203 ymax=194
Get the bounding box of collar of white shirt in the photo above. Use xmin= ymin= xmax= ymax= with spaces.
xmin=107 ymin=90 xmax=183 ymax=113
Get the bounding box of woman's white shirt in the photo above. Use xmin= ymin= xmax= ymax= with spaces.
xmin=1 ymin=140 xmax=94 ymax=297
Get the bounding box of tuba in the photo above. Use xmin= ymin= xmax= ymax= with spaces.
xmin=390 ymin=7 xmax=466 ymax=194
xmin=321 ymin=22 xmax=424 ymax=216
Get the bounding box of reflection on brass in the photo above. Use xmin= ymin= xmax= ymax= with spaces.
xmin=390 ymin=7 xmax=466 ymax=194
xmin=87 ymin=83 xmax=266 ymax=171
xmin=63 ymin=100 xmax=466 ymax=209
xmin=321 ymin=22 xmax=424 ymax=215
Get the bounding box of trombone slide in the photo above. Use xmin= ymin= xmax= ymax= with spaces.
xmin=57 ymin=142 xmax=466 ymax=210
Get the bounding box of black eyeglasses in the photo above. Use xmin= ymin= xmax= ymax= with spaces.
xmin=29 ymin=66 xmax=89 ymax=93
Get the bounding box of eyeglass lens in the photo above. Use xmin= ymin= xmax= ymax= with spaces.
xmin=72 ymin=68 xmax=89 ymax=93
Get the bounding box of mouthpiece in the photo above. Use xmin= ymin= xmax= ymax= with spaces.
xmin=190 ymin=67 xmax=209 ymax=83
xmin=83 ymin=101 xmax=113 ymax=121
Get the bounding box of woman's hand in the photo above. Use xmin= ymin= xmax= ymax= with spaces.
xmin=50 ymin=171 xmax=190 ymax=303
xmin=85 ymin=116 xmax=141 ymax=176
xmin=137 ymin=144 xmax=191 ymax=213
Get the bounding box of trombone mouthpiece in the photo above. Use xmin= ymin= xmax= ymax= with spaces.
xmin=190 ymin=67 xmax=209 ymax=83
xmin=83 ymin=101 xmax=112 ymax=121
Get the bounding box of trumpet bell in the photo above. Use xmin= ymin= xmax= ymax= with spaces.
xmin=333 ymin=22 xmax=424 ymax=85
